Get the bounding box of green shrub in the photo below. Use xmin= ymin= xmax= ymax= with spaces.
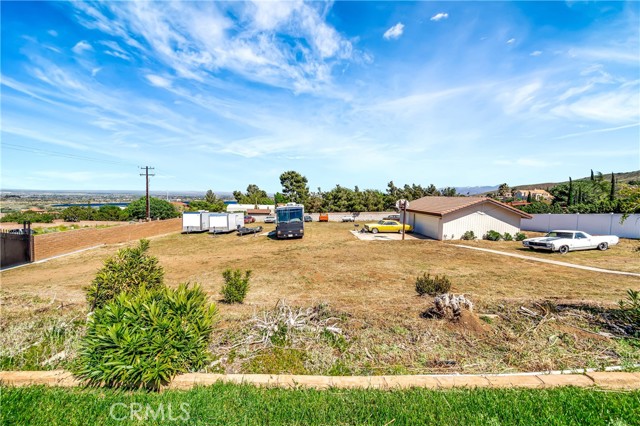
xmin=515 ymin=232 xmax=526 ymax=241
xmin=503 ymin=232 xmax=513 ymax=241
xmin=86 ymin=239 xmax=164 ymax=310
xmin=125 ymin=197 xmax=179 ymax=220
xmin=484 ymin=230 xmax=502 ymax=241
xmin=618 ymin=289 xmax=640 ymax=326
xmin=415 ymin=273 xmax=452 ymax=296
xmin=74 ymin=283 xmax=217 ymax=390
xmin=61 ymin=206 xmax=94 ymax=222
xmin=0 ymin=211 xmax=56 ymax=223
xmin=461 ymin=230 xmax=476 ymax=240
xmin=221 ymin=269 xmax=251 ymax=303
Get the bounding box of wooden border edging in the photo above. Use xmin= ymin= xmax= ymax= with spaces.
xmin=1 ymin=371 xmax=639 ymax=390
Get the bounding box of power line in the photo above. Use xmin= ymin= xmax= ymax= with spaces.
xmin=2 ymin=143 xmax=130 ymax=166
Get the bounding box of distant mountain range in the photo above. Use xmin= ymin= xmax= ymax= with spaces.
xmin=453 ymin=186 xmax=500 ymax=195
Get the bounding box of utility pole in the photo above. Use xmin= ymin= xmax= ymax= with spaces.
xmin=139 ymin=166 xmax=155 ymax=221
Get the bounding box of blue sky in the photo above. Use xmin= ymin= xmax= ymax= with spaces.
xmin=1 ymin=1 xmax=639 ymax=193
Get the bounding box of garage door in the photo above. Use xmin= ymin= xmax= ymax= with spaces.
xmin=413 ymin=214 xmax=440 ymax=239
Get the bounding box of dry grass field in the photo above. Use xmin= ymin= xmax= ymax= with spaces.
xmin=1 ymin=222 xmax=639 ymax=375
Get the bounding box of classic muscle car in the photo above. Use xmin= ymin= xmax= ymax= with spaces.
xmin=363 ymin=220 xmax=413 ymax=234
xmin=522 ymin=230 xmax=619 ymax=254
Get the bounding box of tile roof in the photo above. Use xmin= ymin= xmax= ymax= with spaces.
xmin=406 ymin=196 xmax=532 ymax=218
xmin=247 ymin=209 xmax=272 ymax=215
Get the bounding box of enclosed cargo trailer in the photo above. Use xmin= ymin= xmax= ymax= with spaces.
xmin=182 ymin=211 xmax=209 ymax=233
xmin=209 ymin=213 xmax=243 ymax=233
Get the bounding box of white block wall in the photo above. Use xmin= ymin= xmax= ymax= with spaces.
xmin=521 ymin=214 xmax=640 ymax=239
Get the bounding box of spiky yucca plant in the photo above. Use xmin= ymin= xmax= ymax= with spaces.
xmin=86 ymin=239 xmax=164 ymax=310
xmin=75 ymin=283 xmax=217 ymax=391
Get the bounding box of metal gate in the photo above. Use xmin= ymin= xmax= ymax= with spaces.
xmin=1 ymin=222 xmax=34 ymax=269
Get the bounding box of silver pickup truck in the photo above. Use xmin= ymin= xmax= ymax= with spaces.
xmin=522 ymin=230 xmax=619 ymax=254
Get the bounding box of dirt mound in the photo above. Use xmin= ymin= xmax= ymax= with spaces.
xmin=449 ymin=310 xmax=492 ymax=336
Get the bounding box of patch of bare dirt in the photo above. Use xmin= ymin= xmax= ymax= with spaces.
xmin=448 ymin=310 xmax=492 ymax=336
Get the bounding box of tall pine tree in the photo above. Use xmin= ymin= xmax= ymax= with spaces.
xmin=568 ymin=177 xmax=573 ymax=206
xmin=610 ymin=172 xmax=616 ymax=202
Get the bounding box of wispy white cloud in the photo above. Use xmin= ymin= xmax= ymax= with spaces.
xmin=506 ymin=38 xmax=516 ymax=44
xmin=48 ymin=30 xmax=58 ymax=37
xmin=494 ymin=158 xmax=561 ymax=168
xmin=98 ymin=40 xmax=131 ymax=60
xmin=383 ymin=22 xmax=404 ymax=40
xmin=550 ymin=87 xmax=640 ymax=124
xmin=72 ymin=40 xmax=93 ymax=54
xmin=145 ymin=74 xmax=172 ymax=88
xmin=530 ymin=50 xmax=542 ymax=56
xmin=555 ymin=123 xmax=640 ymax=140
xmin=69 ymin=1 xmax=356 ymax=96
xmin=430 ymin=13 xmax=448 ymax=22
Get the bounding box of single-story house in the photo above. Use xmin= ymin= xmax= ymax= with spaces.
xmin=226 ymin=204 xmax=275 ymax=214
xmin=246 ymin=209 xmax=273 ymax=220
xmin=404 ymin=196 xmax=532 ymax=240
xmin=513 ymin=189 xmax=553 ymax=202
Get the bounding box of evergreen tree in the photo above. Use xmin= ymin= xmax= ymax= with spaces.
xmin=279 ymin=171 xmax=310 ymax=205
xmin=568 ymin=177 xmax=573 ymax=206
xmin=526 ymin=192 xmax=532 ymax=203
xmin=610 ymin=172 xmax=616 ymax=202
xmin=590 ymin=169 xmax=594 ymax=181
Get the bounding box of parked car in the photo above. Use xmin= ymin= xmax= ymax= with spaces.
xmin=264 ymin=216 xmax=276 ymax=223
xmin=7 ymin=228 xmax=35 ymax=235
xmin=304 ymin=215 xmax=313 ymax=222
xmin=244 ymin=215 xmax=255 ymax=224
xmin=383 ymin=214 xmax=401 ymax=221
xmin=341 ymin=215 xmax=355 ymax=222
xmin=363 ymin=220 xmax=413 ymax=234
xmin=522 ymin=230 xmax=619 ymax=254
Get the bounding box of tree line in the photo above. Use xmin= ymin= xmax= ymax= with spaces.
xmin=502 ymin=170 xmax=640 ymax=216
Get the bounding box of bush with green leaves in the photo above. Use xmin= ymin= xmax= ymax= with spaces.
xmin=74 ymin=283 xmax=217 ymax=390
xmin=415 ymin=273 xmax=452 ymax=296
xmin=125 ymin=197 xmax=179 ymax=220
xmin=86 ymin=239 xmax=164 ymax=310
xmin=618 ymin=289 xmax=640 ymax=326
xmin=0 ymin=211 xmax=56 ymax=223
xmin=515 ymin=232 xmax=527 ymax=241
xmin=461 ymin=230 xmax=476 ymax=240
xmin=503 ymin=232 xmax=513 ymax=241
xmin=61 ymin=206 xmax=94 ymax=222
xmin=484 ymin=230 xmax=502 ymax=241
xmin=221 ymin=269 xmax=251 ymax=303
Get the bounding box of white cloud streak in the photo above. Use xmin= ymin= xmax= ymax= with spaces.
xmin=430 ymin=13 xmax=448 ymax=22
xmin=72 ymin=40 xmax=93 ymax=54
xmin=383 ymin=22 xmax=404 ymax=40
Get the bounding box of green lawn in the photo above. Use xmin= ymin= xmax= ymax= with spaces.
xmin=1 ymin=384 xmax=639 ymax=425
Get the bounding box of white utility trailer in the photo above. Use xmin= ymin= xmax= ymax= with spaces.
xmin=208 ymin=213 xmax=243 ymax=233
xmin=182 ymin=211 xmax=209 ymax=233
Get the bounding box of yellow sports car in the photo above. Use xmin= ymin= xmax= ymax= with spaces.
xmin=363 ymin=220 xmax=413 ymax=234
